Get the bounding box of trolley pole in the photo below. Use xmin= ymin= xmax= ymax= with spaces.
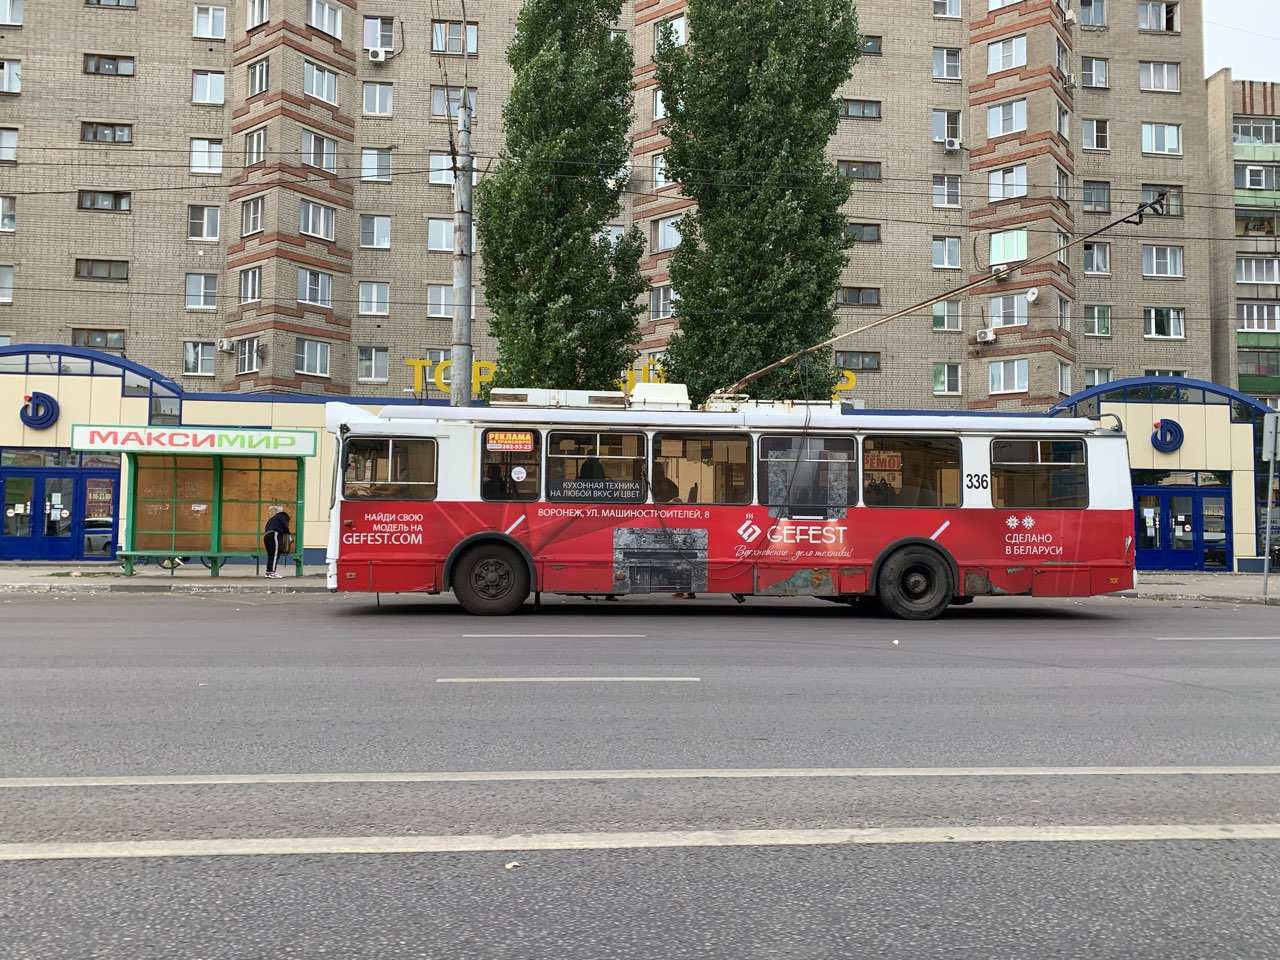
xmin=450 ymin=95 xmax=474 ymax=407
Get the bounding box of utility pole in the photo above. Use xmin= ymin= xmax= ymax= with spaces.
xmin=450 ymin=93 xmax=474 ymax=406
xmin=1263 ymin=413 xmax=1278 ymax=605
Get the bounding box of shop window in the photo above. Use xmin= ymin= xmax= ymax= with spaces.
xmin=546 ymin=432 xmax=647 ymax=503
xmin=219 ymin=459 xmax=301 ymax=553
xmin=652 ymin=433 xmax=751 ymax=505
xmin=342 ymin=437 xmax=438 ymax=501
xmin=481 ymin=429 xmax=541 ymax=502
xmin=862 ymin=436 xmax=961 ymax=507
xmin=759 ymin=436 xmax=857 ymax=514
xmin=991 ymin=439 xmax=1088 ymax=509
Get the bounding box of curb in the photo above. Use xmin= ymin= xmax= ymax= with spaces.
xmin=0 ymin=582 xmax=331 ymax=595
xmin=1111 ymin=591 xmax=1277 ymax=607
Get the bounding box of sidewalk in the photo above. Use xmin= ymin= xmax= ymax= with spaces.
xmin=1120 ymin=572 xmax=1278 ymax=607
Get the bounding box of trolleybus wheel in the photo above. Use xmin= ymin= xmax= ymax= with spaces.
xmin=877 ymin=547 xmax=953 ymax=621
xmin=453 ymin=544 xmax=530 ymax=616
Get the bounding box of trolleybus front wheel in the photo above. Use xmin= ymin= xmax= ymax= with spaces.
xmin=453 ymin=544 xmax=530 ymax=616
xmin=876 ymin=546 xmax=953 ymax=621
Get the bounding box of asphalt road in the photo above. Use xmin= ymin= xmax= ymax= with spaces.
xmin=2 ymin=593 xmax=1279 ymax=959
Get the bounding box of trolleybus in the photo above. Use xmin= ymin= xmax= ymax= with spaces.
xmin=325 ymin=388 xmax=1134 ymax=619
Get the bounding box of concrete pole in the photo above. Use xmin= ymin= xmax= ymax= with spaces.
xmin=450 ymin=93 xmax=474 ymax=407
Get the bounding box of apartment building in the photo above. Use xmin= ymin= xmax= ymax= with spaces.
xmin=0 ymin=0 xmax=1221 ymax=408
xmin=1207 ymin=69 xmax=1280 ymax=411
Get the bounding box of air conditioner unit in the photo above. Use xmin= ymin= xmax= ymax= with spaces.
xmin=1064 ymin=8 xmax=1077 ymax=24
xmin=216 ymin=338 xmax=234 ymax=353
xmin=368 ymin=48 xmax=388 ymax=63
xmin=944 ymin=137 xmax=963 ymax=153
xmin=1063 ymin=73 xmax=1078 ymax=89
xmin=976 ymin=327 xmax=998 ymax=344
xmin=991 ymin=264 xmax=1009 ymax=279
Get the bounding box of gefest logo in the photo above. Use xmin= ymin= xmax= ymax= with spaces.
xmin=737 ymin=518 xmax=846 ymax=545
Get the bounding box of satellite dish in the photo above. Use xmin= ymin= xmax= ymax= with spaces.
xmin=1025 ymin=287 xmax=1039 ymax=304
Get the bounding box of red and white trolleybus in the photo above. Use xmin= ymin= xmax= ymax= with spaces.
xmin=325 ymin=387 xmax=1134 ymax=619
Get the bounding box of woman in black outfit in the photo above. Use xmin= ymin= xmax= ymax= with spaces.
xmin=263 ymin=510 xmax=291 ymax=579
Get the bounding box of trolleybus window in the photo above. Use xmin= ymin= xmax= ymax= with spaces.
xmin=759 ymin=436 xmax=857 ymax=512
xmin=481 ymin=429 xmax=541 ymax=502
xmin=547 ymin=432 xmax=647 ymax=503
xmin=343 ymin=438 xmax=438 ymax=500
xmin=991 ymin=438 xmax=1088 ymax=509
xmin=652 ymin=433 xmax=752 ymax=505
xmin=862 ymin=436 xmax=961 ymax=507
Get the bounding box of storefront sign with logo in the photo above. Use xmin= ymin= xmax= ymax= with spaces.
xmin=19 ymin=392 xmax=59 ymax=430
xmin=1151 ymin=418 xmax=1185 ymax=454
xmin=71 ymin=425 xmax=318 ymax=457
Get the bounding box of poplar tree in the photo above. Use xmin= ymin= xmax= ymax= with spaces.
xmin=477 ymin=0 xmax=646 ymax=390
xmin=654 ymin=0 xmax=862 ymax=402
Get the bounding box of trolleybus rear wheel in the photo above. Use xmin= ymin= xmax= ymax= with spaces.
xmin=453 ymin=544 xmax=530 ymax=616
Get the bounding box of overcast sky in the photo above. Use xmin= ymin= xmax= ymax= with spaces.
xmin=1203 ymin=0 xmax=1280 ymax=81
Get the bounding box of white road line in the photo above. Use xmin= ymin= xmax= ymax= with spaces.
xmin=503 ymin=516 xmax=526 ymax=536
xmin=462 ymin=634 xmax=648 ymax=639
xmin=1155 ymin=636 xmax=1280 ymax=641
xmin=4 ymin=765 xmax=1279 ymax=790
xmin=3 ymin=823 xmax=1278 ymax=863
xmin=435 ymin=676 xmax=700 ymax=684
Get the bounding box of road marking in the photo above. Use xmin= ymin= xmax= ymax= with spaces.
xmin=4 ymin=765 xmax=1279 ymax=790
xmin=1155 ymin=636 xmax=1280 ymax=641
xmin=462 ymin=634 xmax=648 ymax=639
xmin=3 ymin=823 xmax=1278 ymax=863
xmin=435 ymin=676 xmax=700 ymax=684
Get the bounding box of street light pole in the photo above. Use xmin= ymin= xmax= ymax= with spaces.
xmin=450 ymin=94 xmax=474 ymax=407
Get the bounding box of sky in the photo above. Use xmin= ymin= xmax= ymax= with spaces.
xmin=1202 ymin=0 xmax=1280 ymax=81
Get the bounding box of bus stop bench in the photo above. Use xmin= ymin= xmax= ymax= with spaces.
xmin=118 ymin=551 xmax=304 ymax=577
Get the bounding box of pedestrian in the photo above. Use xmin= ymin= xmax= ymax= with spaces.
xmin=263 ymin=509 xmax=291 ymax=579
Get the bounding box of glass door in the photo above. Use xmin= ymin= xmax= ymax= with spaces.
xmin=0 ymin=473 xmax=77 ymax=561
xmin=81 ymin=476 xmax=118 ymax=560
xmin=1199 ymin=495 xmax=1231 ymax=571
xmin=1 ymin=475 xmax=36 ymax=559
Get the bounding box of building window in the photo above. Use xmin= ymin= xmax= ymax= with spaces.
xmin=84 ymin=54 xmax=135 ymax=76
xmin=1144 ymin=369 xmax=1185 ymax=378
xmin=236 ymin=337 xmax=259 ymax=375
xmin=190 ymin=138 xmax=223 ymax=174
xmin=81 ymin=122 xmax=132 ymax=144
xmin=297 ymin=269 xmax=332 ymax=307
xmin=194 ymin=5 xmax=226 ymax=38
xmin=1058 ymin=361 xmax=1072 ymax=395
xmin=358 ymin=346 xmax=389 ymax=382
xmin=652 ymin=152 xmax=672 ymax=188
xmin=650 ymin=284 xmax=674 ymax=320
xmin=1083 ymin=118 xmax=1109 ymax=150
xmin=837 ymin=160 xmax=882 ymax=181
xmin=303 ymin=61 xmax=337 ymax=104
xmin=239 ymin=267 xmax=260 ymax=304
xmin=295 ymin=338 xmax=330 ymax=377
xmin=187 ymin=205 xmax=219 ymax=241
xmin=427 ymin=218 xmax=453 ymax=252
xmin=1143 ymin=244 xmax=1184 ymax=278
xmin=0 ymin=0 xmax=23 ymax=24
xmin=836 ymin=351 xmax=881 ymax=371
xmin=932 ymin=235 xmax=961 ymax=270
xmin=0 ymin=195 xmax=12 ymax=231
xmin=656 ymin=14 xmax=687 ymax=47
xmin=846 ymin=223 xmax=881 ymax=243
xmin=1143 ymin=307 xmax=1185 ymax=339
xmin=246 ymin=0 xmax=268 ymax=29
xmin=931 ymin=110 xmax=962 ymax=145
xmin=427 ymin=285 xmax=454 ymax=319
xmin=185 ymin=273 xmax=217 ymax=310
xmin=241 ymin=196 xmax=263 ymax=235
xmin=1143 ymin=183 xmax=1183 ymax=216
xmin=430 ymin=85 xmax=476 ymax=119
xmin=1083 ymin=241 xmax=1111 ymax=275
xmin=841 ymin=98 xmax=881 ymax=119
xmin=0 ymin=58 xmax=21 ymax=94
xmin=301 ymin=131 xmax=337 ymax=173
xmin=192 ymin=70 xmax=224 ymax=104
xmin=1237 ymin=257 xmax=1280 ymax=284
xmin=1080 ymin=0 xmax=1106 ymax=26
xmin=1140 ymin=61 xmax=1181 ymax=92
xmin=932 ymin=301 xmax=961 ymax=332
xmin=1242 ymin=165 xmax=1270 ymax=190
xmin=1238 ymin=303 xmax=1280 ymax=332
xmin=308 ymin=0 xmax=341 ymax=38
xmin=1142 ymin=122 xmax=1182 ymax=155
xmin=429 ymin=152 xmax=455 ymax=185
xmin=655 ymin=215 xmax=681 ymax=252
xmin=358 ymin=281 xmax=389 ymax=316
xmin=653 ymin=89 xmax=666 ymax=120
xmin=248 ymin=58 xmax=269 ymax=96
xmin=183 ymin=341 xmax=215 ymax=376
xmin=1058 ymin=297 xmax=1071 ymax=331
xmin=989 ymin=229 xmax=1027 ymax=265
xmin=431 ymin=20 xmax=478 ymax=55
xmin=364 ymin=82 xmax=392 ymax=116
xmin=933 ymin=362 xmax=961 ymax=395
xmin=72 ymin=329 xmax=125 ymax=352
xmin=862 ymin=35 xmax=882 ymax=55
xmin=987 ymin=35 xmax=1026 ymax=74
xmin=932 ymin=47 xmax=961 ymax=80
xmin=79 ymin=190 xmax=130 ymax=213
xmin=1084 ymin=305 xmax=1112 ymax=337
xmin=838 ymin=287 xmax=881 ymax=307
xmin=933 ymin=0 xmax=960 ymax=16
xmin=1082 ymin=180 xmax=1111 ymax=212
xmin=0 ymin=127 xmax=14 ymax=162
xmin=360 ymin=214 xmax=391 ymax=249
xmin=1056 ymin=100 xmax=1070 ymax=139
xmin=0 ymin=263 xmax=10 ymax=303
xmin=987 ymin=99 xmax=1027 ymax=137
xmin=244 ymin=127 xmax=266 ymax=166
xmin=988 ymin=164 xmax=1027 ymax=202
xmin=299 ymin=199 xmax=336 ymax=240
xmin=1082 ymin=57 xmax=1109 ymax=88
xmin=75 ymin=258 xmax=128 ymax=281
xmin=1234 ymin=118 xmax=1280 ymax=145
xmin=1239 ymin=351 xmax=1280 ymax=378
xmin=1084 ymin=368 xmax=1112 ymax=387
xmin=990 ymin=294 xmax=1028 ymax=327
xmin=1056 ymin=166 xmax=1070 ymax=201
xmin=1138 ymin=1 xmax=1178 ymax=32
xmin=932 ymin=174 xmax=960 ymax=207
xmin=989 ymin=358 xmax=1029 ymax=394
xmin=363 ymin=15 xmax=393 ymax=50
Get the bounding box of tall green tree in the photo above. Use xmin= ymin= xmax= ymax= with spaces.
xmin=477 ymin=0 xmax=647 ymax=391
xmin=655 ymin=0 xmax=862 ymax=402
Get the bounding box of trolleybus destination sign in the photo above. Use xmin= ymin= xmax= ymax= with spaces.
xmin=71 ymin=425 xmax=318 ymax=457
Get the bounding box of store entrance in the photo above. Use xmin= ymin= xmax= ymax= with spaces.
xmin=1134 ymin=487 xmax=1232 ymax=572
xmin=0 ymin=469 xmax=119 ymax=561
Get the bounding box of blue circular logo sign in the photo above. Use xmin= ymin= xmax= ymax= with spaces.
xmin=1151 ymin=418 xmax=1184 ymax=454
xmin=20 ymin=391 xmax=59 ymax=430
